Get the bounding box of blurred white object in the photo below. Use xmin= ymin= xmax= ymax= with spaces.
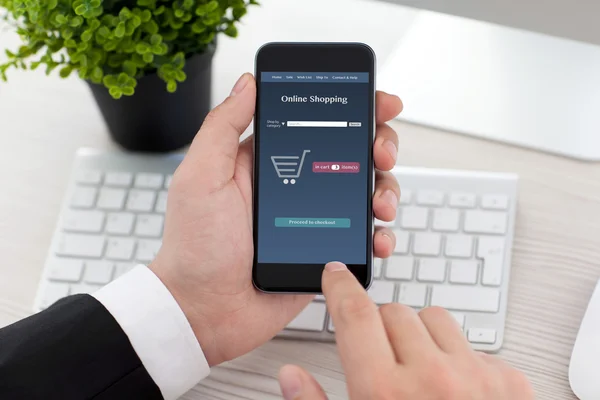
xmin=379 ymin=10 xmax=600 ymax=160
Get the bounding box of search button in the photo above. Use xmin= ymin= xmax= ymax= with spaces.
xmin=275 ymin=218 xmax=351 ymax=228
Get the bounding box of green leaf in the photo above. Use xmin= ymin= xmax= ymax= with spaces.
xmin=150 ymin=34 xmax=162 ymax=45
xmin=81 ymin=30 xmax=93 ymax=41
xmin=74 ymin=4 xmax=86 ymax=15
xmin=109 ymin=87 xmax=122 ymax=99
xmin=207 ymin=0 xmax=218 ymax=12
xmin=69 ymin=16 xmax=84 ymax=27
xmin=122 ymin=86 xmax=134 ymax=96
xmin=119 ymin=7 xmax=132 ymax=19
xmin=5 ymin=49 xmax=15 ymax=58
xmin=103 ymin=75 xmax=118 ymax=86
xmin=123 ymin=60 xmax=137 ymax=76
xmin=115 ymin=22 xmax=126 ymax=38
xmin=55 ymin=13 xmax=67 ymax=24
xmin=142 ymin=52 xmax=154 ymax=63
xmin=135 ymin=42 xmax=150 ymax=54
xmin=143 ymin=20 xmax=159 ymax=34
xmin=224 ymin=24 xmax=237 ymax=37
xmin=167 ymin=80 xmax=176 ymax=93
xmin=232 ymin=7 xmax=246 ymax=20
xmin=59 ymin=65 xmax=73 ymax=78
xmin=91 ymin=66 xmax=103 ymax=82
xmin=174 ymin=70 xmax=186 ymax=82
xmin=117 ymin=72 xmax=129 ymax=85
xmin=48 ymin=0 xmax=58 ymax=10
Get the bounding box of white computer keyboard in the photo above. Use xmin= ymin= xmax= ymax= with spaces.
xmin=35 ymin=148 xmax=518 ymax=353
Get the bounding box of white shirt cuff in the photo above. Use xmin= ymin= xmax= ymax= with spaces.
xmin=92 ymin=265 xmax=210 ymax=400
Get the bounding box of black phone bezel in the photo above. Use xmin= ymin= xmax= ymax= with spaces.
xmin=252 ymin=42 xmax=376 ymax=293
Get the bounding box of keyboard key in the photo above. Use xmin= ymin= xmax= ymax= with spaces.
xmin=399 ymin=189 xmax=412 ymax=204
xmin=477 ymin=237 xmax=506 ymax=287
xmin=449 ymin=192 xmax=476 ymax=208
xmin=450 ymin=312 xmax=465 ymax=329
xmin=136 ymin=239 xmax=162 ymax=262
xmin=413 ymin=233 xmax=441 ymax=256
xmin=368 ymin=281 xmax=395 ymax=304
xmin=135 ymin=214 xmax=164 ymax=237
xmin=400 ymin=207 xmax=429 ymax=229
xmin=481 ymin=194 xmax=509 ymax=210
xmin=468 ymin=328 xmax=496 ymax=344
xmin=464 ymin=211 xmax=507 ymax=235
xmin=40 ymin=282 xmax=69 ymax=308
xmin=373 ymin=258 xmax=382 ymax=278
xmin=392 ymin=229 xmax=410 ymax=253
xmin=385 ymin=256 xmax=414 ymax=280
xmin=62 ymin=210 xmax=105 ymax=233
xmin=75 ymin=170 xmax=102 ymax=185
xmin=417 ymin=259 xmax=446 ymax=282
xmin=432 ymin=209 xmax=460 ymax=232
xmin=71 ymin=186 xmax=98 ymax=208
xmin=115 ymin=263 xmax=136 ymax=278
xmin=327 ymin=317 xmax=335 ymax=332
xmin=417 ymin=190 xmax=444 ymax=206
xmin=126 ymin=190 xmax=156 ymax=212
xmin=165 ymin=175 xmax=173 ymax=189
xmin=105 ymin=172 xmax=133 ymax=187
xmin=155 ymin=191 xmax=168 ymax=213
xmin=47 ymin=259 xmax=83 ymax=282
xmin=134 ymin=173 xmax=164 ymax=189
xmin=445 ymin=234 xmax=474 ymax=258
xmin=397 ymin=283 xmax=427 ymax=307
xmin=105 ymin=212 xmax=135 ymax=235
xmin=287 ymin=303 xmax=327 ymax=331
xmin=97 ymin=188 xmax=126 ymax=210
xmin=375 ymin=218 xmax=395 ymax=228
xmin=105 ymin=237 xmax=135 ymax=260
xmin=449 ymin=261 xmax=479 ymax=284
xmin=430 ymin=286 xmax=500 ymax=312
xmin=83 ymin=261 xmax=114 ymax=284
xmin=70 ymin=283 xmax=102 ymax=295
xmin=56 ymin=234 xmax=105 ymax=258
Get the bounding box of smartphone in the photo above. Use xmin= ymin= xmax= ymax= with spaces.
xmin=252 ymin=43 xmax=376 ymax=293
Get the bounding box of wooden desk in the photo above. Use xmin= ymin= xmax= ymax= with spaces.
xmin=1 ymin=0 xmax=599 ymax=398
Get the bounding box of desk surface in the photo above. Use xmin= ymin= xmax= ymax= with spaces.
xmin=1 ymin=0 xmax=600 ymax=398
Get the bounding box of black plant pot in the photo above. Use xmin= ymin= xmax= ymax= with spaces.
xmin=88 ymin=44 xmax=215 ymax=152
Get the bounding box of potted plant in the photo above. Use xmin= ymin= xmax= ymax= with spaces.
xmin=0 ymin=0 xmax=256 ymax=152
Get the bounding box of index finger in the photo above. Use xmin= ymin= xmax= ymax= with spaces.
xmin=322 ymin=262 xmax=396 ymax=391
xmin=376 ymin=91 xmax=403 ymax=124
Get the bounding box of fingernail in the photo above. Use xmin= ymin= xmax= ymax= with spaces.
xmin=380 ymin=189 xmax=398 ymax=208
xmin=383 ymin=140 xmax=397 ymax=163
xmin=325 ymin=262 xmax=348 ymax=272
xmin=230 ymin=73 xmax=250 ymax=96
xmin=280 ymin=366 xmax=302 ymax=400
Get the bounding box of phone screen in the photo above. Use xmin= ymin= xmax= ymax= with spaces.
xmin=256 ymin=71 xmax=372 ymax=266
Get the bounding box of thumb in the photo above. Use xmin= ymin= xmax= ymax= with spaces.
xmin=184 ymin=72 xmax=256 ymax=189
xmin=279 ymin=365 xmax=328 ymax=400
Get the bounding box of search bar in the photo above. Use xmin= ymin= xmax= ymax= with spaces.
xmin=286 ymin=121 xmax=348 ymax=127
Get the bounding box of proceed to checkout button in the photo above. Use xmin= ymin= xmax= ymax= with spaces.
xmin=275 ymin=218 xmax=351 ymax=228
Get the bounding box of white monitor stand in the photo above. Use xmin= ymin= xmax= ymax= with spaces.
xmin=379 ymin=10 xmax=600 ymax=161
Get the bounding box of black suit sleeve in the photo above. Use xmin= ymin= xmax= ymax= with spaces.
xmin=0 ymin=294 xmax=163 ymax=400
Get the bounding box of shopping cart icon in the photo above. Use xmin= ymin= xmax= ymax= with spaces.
xmin=271 ymin=150 xmax=311 ymax=184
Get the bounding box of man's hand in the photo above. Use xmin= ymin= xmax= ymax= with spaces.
xmin=278 ymin=262 xmax=535 ymax=400
xmin=149 ymin=73 xmax=404 ymax=366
